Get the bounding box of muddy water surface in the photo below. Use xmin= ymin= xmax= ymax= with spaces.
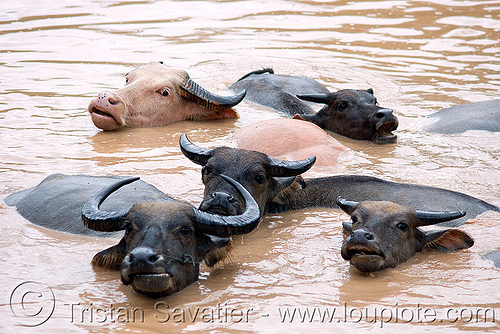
xmin=1 ymin=0 xmax=499 ymax=333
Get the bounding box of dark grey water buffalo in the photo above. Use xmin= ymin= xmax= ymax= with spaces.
xmin=80 ymin=175 xmax=260 ymax=297
xmin=6 ymin=174 xmax=260 ymax=297
xmin=229 ymin=69 xmax=398 ymax=144
xmin=337 ymin=198 xmax=474 ymax=273
xmin=425 ymin=100 xmax=500 ymax=133
xmin=180 ymin=134 xmax=499 ymax=226
xmin=179 ymin=133 xmax=316 ymax=216
xmin=88 ymin=62 xmax=245 ymax=131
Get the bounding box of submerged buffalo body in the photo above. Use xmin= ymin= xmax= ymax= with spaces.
xmin=88 ymin=62 xmax=245 ymax=131
xmin=4 ymin=174 xmax=173 ymax=236
xmin=234 ymin=118 xmax=351 ymax=167
xmin=337 ymin=198 xmax=474 ymax=272
xmin=484 ymin=250 xmax=500 ymax=268
xmin=425 ymin=99 xmax=500 ymax=134
xmin=6 ymin=174 xmax=261 ymax=297
xmin=180 ymin=134 xmax=499 ymax=226
xmin=229 ymin=69 xmax=398 ymax=144
xmin=229 ymin=68 xmax=330 ymax=115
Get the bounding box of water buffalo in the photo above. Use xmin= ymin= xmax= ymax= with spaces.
xmin=88 ymin=62 xmax=245 ymax=131
xmin=229 ymin=69 xmax=398 ymax=144
xmin=424 ymin=99 xmax=500 ymax=133
xmin=6 ymin=173 xmax=260 ymax=297
xmin=80 ymin=175 xmax=260 ymax=297
xmin=180 ymin=134 xmax=499 ymax=226
xmin=179 ymin=134 xmax=317 ymax=216
xmin=234 ymin=118 xmax=351 ymax=167
xmin=337 ymin=198 xmax=474 ymax=273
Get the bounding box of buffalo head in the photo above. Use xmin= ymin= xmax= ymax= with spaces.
xmin=88 ymin=62 xmax=245 ymax=131
xmin=180 ymin=133 xmax=316 ymax=216
xmin=81 ymin=175 xmax=260 ymax=297
xmin=296 ymin=89 xmax=398 ymax=144
xmin=337 ymin=198 xmax=473 ymax=273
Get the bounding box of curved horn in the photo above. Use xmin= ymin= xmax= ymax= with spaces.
xmin=193 ymin=174 xmax=261 ymax=237
xmin=415 ymin=210 xmax=466 ymax=226
xmin=297 ymin=93 xmax=330 ymax=105
xmin=267 ymin=155 xmax=316 ymax=177
xmin=179 ymin=133 xmax=214 ymax=166
xmin=180 ymin=77 xmax=246 ymax=110
xmin=336 ymin=197 xmax=359 ymax=214
xmin=81 ymin=177 xmax=139 ymax=232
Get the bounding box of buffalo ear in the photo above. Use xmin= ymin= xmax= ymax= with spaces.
xmin=199 ymin=235 xmax=233 ymax=267
xmin=92 ymin=239 xmax=127 ymax=269
xmin=342 ymin=222 xmax=353 ymax=237
xmin=422 ymin=229 xmax=474 ymax=252
xmin=367 ymin=88 xmax=374 ymax=95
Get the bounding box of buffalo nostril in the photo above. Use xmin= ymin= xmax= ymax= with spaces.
xmin=211 ymin=193 xmax=217 ymax=199
xmin=108 ymin=97 xmax=118 ymax=105
xmin=365 ymin=233 xmax=374 ymax=240
xmin=375 ymin=109 xmax=394 ymax=119
xmin=148 ymin=254 xmax=159 ymax=263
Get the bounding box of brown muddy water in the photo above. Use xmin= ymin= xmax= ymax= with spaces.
xmin=1 ymin=0 xmax=499 ymax=333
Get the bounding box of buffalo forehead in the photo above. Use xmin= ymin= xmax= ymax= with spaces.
xmin=129 ymin=202 xmax=194 ymax=224
xmin=335 ymin=89 xmax=376 ymax=105
xmin=353 ymin=201 xmax=415 ymax=226
xmin=209 ymin=148 xmax=269 ymax=173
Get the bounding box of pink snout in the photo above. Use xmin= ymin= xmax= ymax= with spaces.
xmin=88 ymin=92 xmax=124 ymax=131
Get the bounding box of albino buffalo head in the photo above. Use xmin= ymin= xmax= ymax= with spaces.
xmin=81 ymin=175 xmax=260 ymax=297
xmin=296 ymin=89 xmax=398 ymax=144
xmin=88 ymin=62 xmax=245 ymax=131
xmin=337 ymin=198 xmax=473 ymax=273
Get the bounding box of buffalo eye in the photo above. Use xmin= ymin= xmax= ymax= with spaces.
xmin=396 ymin=222 xmax=409 ymax=232
xmin=351 ymin=216 xmax=358 ymax=224
xmin=337 ymin=101 xmax=348 ymax=111
xmin=202 ymin=166 xmax=212 ymax=176
xmin=179 ymin=226 xmax=194 ymax=237
xmin=157 ymin=89 xmax=169 ymax=97
xmin=253 ymin=174 xmax=265 ymax=184
xmin=125 ymin=220 xmax=136 ymax=235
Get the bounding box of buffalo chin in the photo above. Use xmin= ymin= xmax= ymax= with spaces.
xmin=342 ymin=246 xmax=387 ymax=272
xmin=374 ymin=131 xmax=397 ymax=144
xmin=89 ymin=107 xmax=122 ymax=131
xmin=349 ymin=253 xmax=386 ymax=273
xmin=128 ymin=273 xmax=176 ymax=297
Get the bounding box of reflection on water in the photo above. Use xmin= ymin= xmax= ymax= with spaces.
xmin=1 ymin=0 xmax=499 ymax=332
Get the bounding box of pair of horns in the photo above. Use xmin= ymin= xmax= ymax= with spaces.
xmin=180 ymin=77 xmax=246 ymax=111
xmin=179 ymin=133 xmax=316 ymax=177
xmin=336 ymin=197 xmax=466 ymax=226
xmin=81 ymin=175 xmax=260 ymax=238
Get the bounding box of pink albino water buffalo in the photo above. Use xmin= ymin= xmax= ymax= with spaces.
xmin=88 ymin=62 xmax=246 ymax=131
